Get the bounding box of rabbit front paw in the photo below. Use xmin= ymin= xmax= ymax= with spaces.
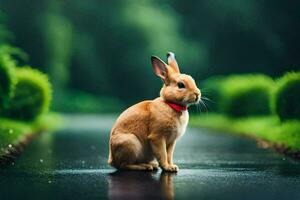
xmin=161 ymin=164 xmax=179 ymax=172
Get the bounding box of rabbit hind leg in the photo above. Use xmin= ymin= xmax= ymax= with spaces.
xmin=120 ymin=163 xmax=155 ymax=171
xmin=110 ymin=133 xmax=152 ymax=170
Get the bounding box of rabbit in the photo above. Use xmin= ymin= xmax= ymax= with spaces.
xmin=108 ymin=52 xmax=201 ymax=172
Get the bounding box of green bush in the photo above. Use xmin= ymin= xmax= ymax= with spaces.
xmin=272 ymin=72 xmax=300 ymax=121
xmin=0 ymin=54 xmax=16 ymax=110
xmin=5 ymin=67 xmax=52 ymax=121
xmin=220 ymin=74 xmax=274 ymax=117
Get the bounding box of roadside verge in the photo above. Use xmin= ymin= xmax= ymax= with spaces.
xmin=190 ymin=114 xmax=300 ymax=158
xmin=0 ymin=113 xmax=61 ymax=167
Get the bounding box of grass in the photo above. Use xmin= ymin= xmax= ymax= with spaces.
xmin=190 ymin=113 xmax=300 ymax=150
xmin=0 ymin=113 xmax=62 ymax=156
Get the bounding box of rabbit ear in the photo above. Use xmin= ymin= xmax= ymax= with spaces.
xmin=151 ymin=56 xmax=169 ymax=83
xmin=167 ymin=52 xmax=180 ymax=73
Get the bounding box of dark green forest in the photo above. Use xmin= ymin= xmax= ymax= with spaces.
xmin=0 ymin=0 xmax=299 ymax=111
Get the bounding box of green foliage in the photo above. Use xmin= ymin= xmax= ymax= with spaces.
xmin=220 ymin=74 xmax=274 ymax=117
xmin=0 ymin=53 xmax=16 ymax=110
xmin=272 ymin=72 xmax=300 ymax=121
xmin=0 ymin=11 xmax=14 ymax=45
xmin=44 ymin=11 xmax=73 ymax=88
xmin=5 ymin=67 xmax=52 ymax=121
xmin=52 ymin=89 xmax=125 ymax=113
xmin=0 ymin=45 xmax=28 ymax=63
xmin=0 ymin=45 xmax=29 ymax=111
xmin=1 ymin=1 xmax=300 ymax=109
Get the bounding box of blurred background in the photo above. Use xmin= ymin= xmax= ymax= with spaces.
xmin=0 ymin=0 xmax=299 ymax=113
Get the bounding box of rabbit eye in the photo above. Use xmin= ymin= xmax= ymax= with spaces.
xmin=177 ymin=82 xmax=185 ymax=89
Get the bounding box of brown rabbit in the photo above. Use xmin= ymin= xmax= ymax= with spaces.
xmin=108 ymin=52 xmax=201 ymax=172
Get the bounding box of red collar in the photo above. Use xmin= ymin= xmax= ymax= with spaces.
xmin=165 ymin=102 xmax=187 ymax=112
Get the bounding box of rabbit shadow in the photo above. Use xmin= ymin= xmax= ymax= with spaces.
xmin=107 ymin=170 xmax=175 ymax=200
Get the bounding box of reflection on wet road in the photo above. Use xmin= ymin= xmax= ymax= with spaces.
xmin=108 ymin=171 xmax=175 ymax=200
xmin=1 ymin=115 xmax=300 ymax=200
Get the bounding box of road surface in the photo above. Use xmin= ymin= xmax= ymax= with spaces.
xmin=1 ymin=115 xmax=300 ymax=200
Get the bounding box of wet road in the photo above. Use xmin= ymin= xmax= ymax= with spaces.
xmin=1 ymin=115 xmax=300 ymax=200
